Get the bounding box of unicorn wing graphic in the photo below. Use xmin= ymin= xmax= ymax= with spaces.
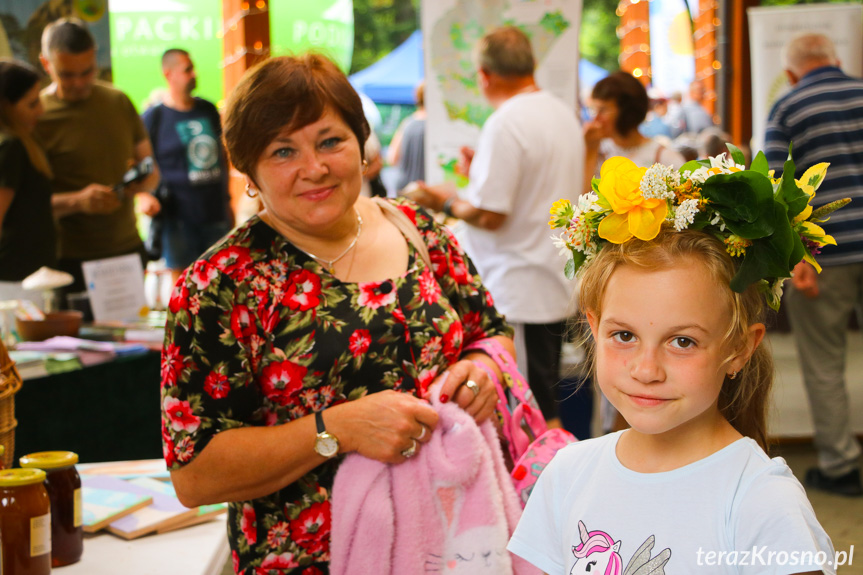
xmin=622 ymin=535 xmax=672 ymax=575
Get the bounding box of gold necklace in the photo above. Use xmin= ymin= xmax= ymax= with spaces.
xmin=294 ymin=209 xmax=363 ymax=274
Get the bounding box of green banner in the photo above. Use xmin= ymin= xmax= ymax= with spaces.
xmin=269 ymin=0 xmax=354 ymax=73
xmin=109 ymin=0 xmax=223 ymax=112
xmin=110 ymin=1 xmax=354 ymax=113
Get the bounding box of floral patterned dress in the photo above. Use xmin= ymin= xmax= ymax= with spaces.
xmin=161 ymin=199 xmax=512 ymax=574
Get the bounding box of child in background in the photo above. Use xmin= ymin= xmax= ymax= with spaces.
xmin=509 ymin=151 xmax=845 ymax=574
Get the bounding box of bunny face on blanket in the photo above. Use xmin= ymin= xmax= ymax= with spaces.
xmin=425 ymin=484 xmax=511 ymax=573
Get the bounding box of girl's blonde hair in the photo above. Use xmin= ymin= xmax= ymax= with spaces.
xmin=578 ymin=226 xmax=773 ymax=450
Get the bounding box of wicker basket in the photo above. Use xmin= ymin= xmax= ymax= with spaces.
xmin=0 ymin=340 xmax=22 ymax=469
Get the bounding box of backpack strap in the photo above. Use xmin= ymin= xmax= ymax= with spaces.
xmin=373 ymin=197 xmax=432 ymax=269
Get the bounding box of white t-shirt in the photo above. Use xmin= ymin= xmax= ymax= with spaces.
xmin=509 ymin=431 xmax=836 ymax=575
xmin=597 ymin=138 xmax=686 ymax=171
xmin=457 ymin=90 xmax=583 ymax=323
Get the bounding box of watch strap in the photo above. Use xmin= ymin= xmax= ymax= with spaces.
xmin=315 ymin=410 xmax=326 ymax=434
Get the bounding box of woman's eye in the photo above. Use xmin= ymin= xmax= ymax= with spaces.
xmin=671 ymin=337 xmax=695 ymax=349
xmin=320 ymin=137 xmax=342 ymax=149
xmin=273 ymin=147 xmax=294 ymax=158
xmin=612 ymin=331 xmax=634 ymax=343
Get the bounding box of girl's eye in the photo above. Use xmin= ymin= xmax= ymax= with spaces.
xmin=671 ymin=336 xmax=695 ymax=349
xmin=612 ymin=331 xmax=634 ymax=343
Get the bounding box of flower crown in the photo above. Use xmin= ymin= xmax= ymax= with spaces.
xmin=549 ymin=145 xmax=850 ymax=310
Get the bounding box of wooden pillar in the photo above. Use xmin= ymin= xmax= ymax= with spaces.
xmin=221 ymin=0 xmax=270 ymax=218
xmin=693 ymin=0 xmax=719 ymax=119
xmin=723 ymin=0 xmax=756 ymax=150
xmin=617 ymin=0 xmax=651 ymax=86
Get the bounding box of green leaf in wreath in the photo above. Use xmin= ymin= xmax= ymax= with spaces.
xmin=749 ymin=151 xmax=769 ymax=176
xmin=701 ymin=171 xmax=775 ymax=239
xmin=680 ymin=159 xmax=709 ymax=174
xmin=730 ymin=204 xmax=795 ymax=292
xmin=726 ymin=143 xmax=746 ymax=166
xmin=775 ymin=156 xmax=810 ymax=221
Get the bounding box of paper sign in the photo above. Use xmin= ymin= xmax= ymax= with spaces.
xmin=82 ymin=254 xmax=149 ymax=322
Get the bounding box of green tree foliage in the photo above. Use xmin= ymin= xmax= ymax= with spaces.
xmin=351 ymin=0 xmax=419 ymax=73
xmin=581 ymin=0 xmax=621 ymax=73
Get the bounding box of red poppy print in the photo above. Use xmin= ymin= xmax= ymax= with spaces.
xmin=161 ymin=343 xmax=184 ymax=388
xmin=211 ymin=245 xmax=253 ymax=276
xmin=301 ymin=568 xmax=324 ymax=575
xmin=241 ymin=503 xmax=257 ymax=545
xmin=442 ymin=321 xmax=464 ymax=360
xmin=168 ymin=281 xmax=189 ymax=315
xmin=203 ymin=371 xmax=230 ymax=399
xmin=174 ymin=436 xmax=194 ymax=463
xmin=266 ymin=521 xmax=290 ymax=547
xmin=461 ymin=311 xmax=485 ymax=343
xmin=348 ymin=329 xmax=371 ymax=357
xmin=163 ymin=396 xmax=200 ymax=433
xmin=420 ymin=336 xmax=443 ymax=365
xmin=190 ymin=260 xmax=219 ymax=291
xmin=290 ymin=501 xmax=331 ymax=554
xmin=230 ymin=305 xmax=257 ymax=341
xmin=282 ymin=269 xmax=322 ymax=311
xmin=418 ymin=267 xmax=441 ymax=304
xmin=162 ymin=425 xmax=176 ymax=468
xmin=357 ymin=281 xmax=396 ymax=310
xmin=256 ymin=552 xmax=299 ymax=573
xmin=415 ymin=365 xmax=440 ymax=396
xmin=448 ymin=250 xmax=472 ymax=285
xmin=260 ymin=359 xmax=307 ymax=405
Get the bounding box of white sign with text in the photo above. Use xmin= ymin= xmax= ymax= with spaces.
xmin=82 ymin=254 xmax=148 ymax=322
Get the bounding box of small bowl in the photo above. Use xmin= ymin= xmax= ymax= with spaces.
xmin=16 ymin=311 xmax=84 ymax=342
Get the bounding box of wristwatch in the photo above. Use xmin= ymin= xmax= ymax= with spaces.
xmin=314 ymin=410 xmax=340 ymax=458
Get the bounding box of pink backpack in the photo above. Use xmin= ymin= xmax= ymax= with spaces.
xmin=465 ymin=339 xmax=577 ymax=506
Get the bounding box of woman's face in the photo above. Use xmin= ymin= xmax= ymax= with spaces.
xmin=589 ymin=97 xmax=620 ymax=138
xmin=5 ymin=82 xmax=43 ymax=133
xmin=252 ymin=107 xmax=364 ymax=236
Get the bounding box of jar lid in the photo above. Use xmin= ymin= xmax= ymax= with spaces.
xmin=0 ymin=468 xmax=46 ymax=486
xmin=20 ymin=451 xmax=79 ymax=469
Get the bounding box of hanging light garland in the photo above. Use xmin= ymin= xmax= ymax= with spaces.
xmin=220 ymin=0 xmax=270 ymax=69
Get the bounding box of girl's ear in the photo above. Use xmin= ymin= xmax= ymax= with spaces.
xmin=731 ymin=322 xmax=766 ymax=372
xmin=585 ymin=310 xmax=599 ymax=337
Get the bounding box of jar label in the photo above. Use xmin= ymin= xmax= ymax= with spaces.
xmin=74 ymin=487 xmax=83 ymax=527
xmin=30 ymin=513 xmax=51 ymax=557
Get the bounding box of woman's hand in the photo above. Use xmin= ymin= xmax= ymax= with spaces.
xmin=434 ymin=360 xmax=498 ymax=424
xmin=329 ymin=390 xmax=439 ymax=464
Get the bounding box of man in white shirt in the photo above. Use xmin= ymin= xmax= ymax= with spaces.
xmin=415 ymin=26 xmax=583 ymax=426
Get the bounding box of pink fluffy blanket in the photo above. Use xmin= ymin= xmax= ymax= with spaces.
xmin=330 ymin=393 xmax=540 ymax=575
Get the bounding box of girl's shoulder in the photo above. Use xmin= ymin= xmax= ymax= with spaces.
xmin=545 ymin=431 xmax=621 ymax=475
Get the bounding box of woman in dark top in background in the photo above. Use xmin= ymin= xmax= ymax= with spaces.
xmin=0 ymin=59 xmax=55 ymax=281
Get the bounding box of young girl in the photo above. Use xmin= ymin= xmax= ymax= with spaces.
xmin=509 ymin=152 xmax=844 ymax=574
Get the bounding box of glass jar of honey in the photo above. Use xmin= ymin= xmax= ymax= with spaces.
xmin=20 ymin=451 xmax=83 ymax=567
xmin=0 ymin=468 xmax=51 ymax=575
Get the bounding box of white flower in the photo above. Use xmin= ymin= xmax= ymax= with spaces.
xmin=709 ymin=153 xmax=745 ymax=172
xmin=640 ymin=163 xmax=679 ymax=200
xmin=576 ymin=191 xmax=601 ymax=214
xmin=709 ymin=211 xmax=727 ymax=232
xmin=689 ymin=166 xmax=711 ymax=185
xmin=551 ymin=233 xmax=570 ymax=257
xmin=673 ymin=198 xmax=700 ymax=231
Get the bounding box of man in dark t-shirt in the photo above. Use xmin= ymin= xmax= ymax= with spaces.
xmin=143 ymin=48 xmax=233 ymax=281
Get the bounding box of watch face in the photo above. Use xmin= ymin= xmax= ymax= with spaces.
xmin=315 ymin=433 xmax=339 ymax=458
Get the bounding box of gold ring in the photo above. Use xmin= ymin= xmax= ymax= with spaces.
xmin=401 ymin=439 xmax=418 ymax=459
xmin=465 ymin=379 xmax=480 ymax=398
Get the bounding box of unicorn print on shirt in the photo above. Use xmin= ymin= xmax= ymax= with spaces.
xmin=570 ymin=520 xmax=671 ymax=575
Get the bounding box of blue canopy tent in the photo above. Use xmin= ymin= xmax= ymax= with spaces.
xmin=349 ymin=30 xmax=609 ymax=106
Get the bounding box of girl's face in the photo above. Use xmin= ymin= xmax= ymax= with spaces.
xmin=587 ymin=259 xmax=758 ymax=441
xmin=251 ymin=107 xmax=363 ymax=237
xmin=5 ymin=82 xmax=43 ymax=133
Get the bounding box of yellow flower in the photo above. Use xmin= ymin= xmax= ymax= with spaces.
xmin=792 ymin=163 xmax=830 ymax=224
xmin=596 ymin=157 xmax=668 ymax=244
xmin=548 ymin=199 xmax=573 ymax=229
